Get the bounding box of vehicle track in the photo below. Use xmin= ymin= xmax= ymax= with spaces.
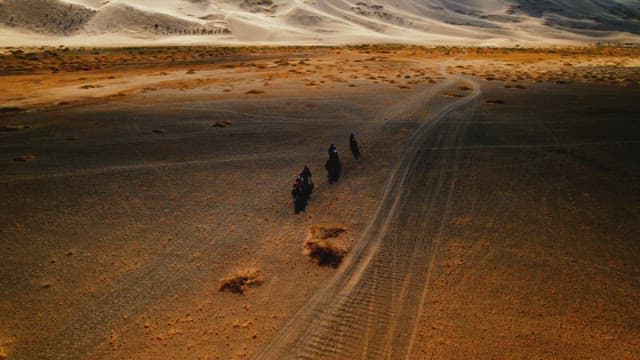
xmin=256 ymin=74 xmax=482 ymax=359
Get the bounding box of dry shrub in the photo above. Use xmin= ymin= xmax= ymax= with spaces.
xmin=79 ymin=84 xmax=102 ymax=89
xmin=304 ymin=240 xmax=347 ymax=268
xmin=219 ymin=268 xmax=263 ymax=294
xmin=0 ymin=107 xmax=25 ymax=113
xmin=304 ymin=225 xmax=348 ymax=268
xmin=13 ymin=154 xmax=36 ymax=162
xmin=211 ymin=120 xmax=233 ymax=128
xmin=308 ymin=225 xmax=346 ymax=240
xmin=485 ymin=99 xmax=505 ymax=105
xmin=246 ymin=89 xmax=264 ymax=95
xmin=0 ymin=124 xmax=30 ymax=132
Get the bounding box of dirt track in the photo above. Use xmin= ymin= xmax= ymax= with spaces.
xmin=1 ymin=47 xmax=639 ymax=359
xmin=256 ymin=65 xmax=483 ymax=358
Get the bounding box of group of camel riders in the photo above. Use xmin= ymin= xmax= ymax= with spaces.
xmin=291 ymin=132 xmax=361 ymax=213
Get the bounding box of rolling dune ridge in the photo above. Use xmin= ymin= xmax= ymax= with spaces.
xmin=0 ymin=0 xmax=639 ymax=46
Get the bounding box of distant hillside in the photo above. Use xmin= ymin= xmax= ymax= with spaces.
xmin=0 ymin=0 xmax=638 ymax=46
xmin=0 ymin=0 xmax=95 ymax=35
xmin=82 ymin=2 xmax=227 ymax=36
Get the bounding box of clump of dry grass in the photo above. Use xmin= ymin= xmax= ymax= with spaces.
xmin=0 ymin=124 xmax=30 ymax=132
xmin=211 ymin=120 xmax=233 ymax=128
xmin=79 ymin=84 xmax=103 ymax=89
xmin=0 ymin=107 xmax=25 ymax=113
xmin=13 ymin=154 xmax=36 ymax=162
xmin=304 ymin=240 xmax=347 ymax=268
xmin=304 ymin=225 xmax=348 ymax=268
xmin=308 ymin=225 xmax=346 ymax=240
xmin=219 ymin=268 xmax=263 ymax=294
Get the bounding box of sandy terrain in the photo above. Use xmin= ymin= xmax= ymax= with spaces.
xmin=0 ymin=46 xmax=639 ymax=359
xmin=1 ymin=0 xmax=639 ymax=47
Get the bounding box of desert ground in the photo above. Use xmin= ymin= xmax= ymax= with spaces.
xmin=1 ymin=45 xmax=639 ymax=359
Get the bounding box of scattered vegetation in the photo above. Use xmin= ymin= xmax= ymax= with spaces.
xmin=211 ymin=120 xmax=233 ymax=128
xmin=79 ymin=84 xmax=103 ymax=89
xmin=304 ymin=226 xmax=348 ymax=268
xmin=219 ymin=268 xmax=263 ymax=294
xmin=13 ymin=154 xmax=36 ymax=162
xmin=0 ymin=107 xmax=25 ymax=113
xmin=0 ymin=124 xmax=30 ymax=132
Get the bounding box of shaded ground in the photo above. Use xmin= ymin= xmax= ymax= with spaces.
xmin=409 ymin=82 xmax=640 ymax=359
xmin=0 ymin=46 xmax=638 ymax=359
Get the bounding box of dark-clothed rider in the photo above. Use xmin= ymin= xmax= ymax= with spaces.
xmin=349 ymin=132 xmax=361 ymax=160
xmin=328 ymin=143 xmax=338 ymax=159
xmin=301 ymin=165 xmax=312 ymax=186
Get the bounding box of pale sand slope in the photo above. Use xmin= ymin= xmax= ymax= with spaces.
xmin=0 ymin=0 xmax=639 ymax=46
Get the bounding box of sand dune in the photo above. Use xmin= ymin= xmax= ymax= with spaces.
xmin=0 ymin=0 xmax=638 ymax=46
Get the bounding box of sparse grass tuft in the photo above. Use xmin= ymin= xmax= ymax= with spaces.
xmin=304 ymin=225 xmax=348 ymax=268
xmin=219 ymin=268 xmax=263 ymax=294
xmin=211 ymin=120 xmax=233 ymax=128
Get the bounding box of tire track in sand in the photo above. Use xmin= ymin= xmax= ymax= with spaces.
xmin=256 ymin=74 xmax=482 ymax=359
